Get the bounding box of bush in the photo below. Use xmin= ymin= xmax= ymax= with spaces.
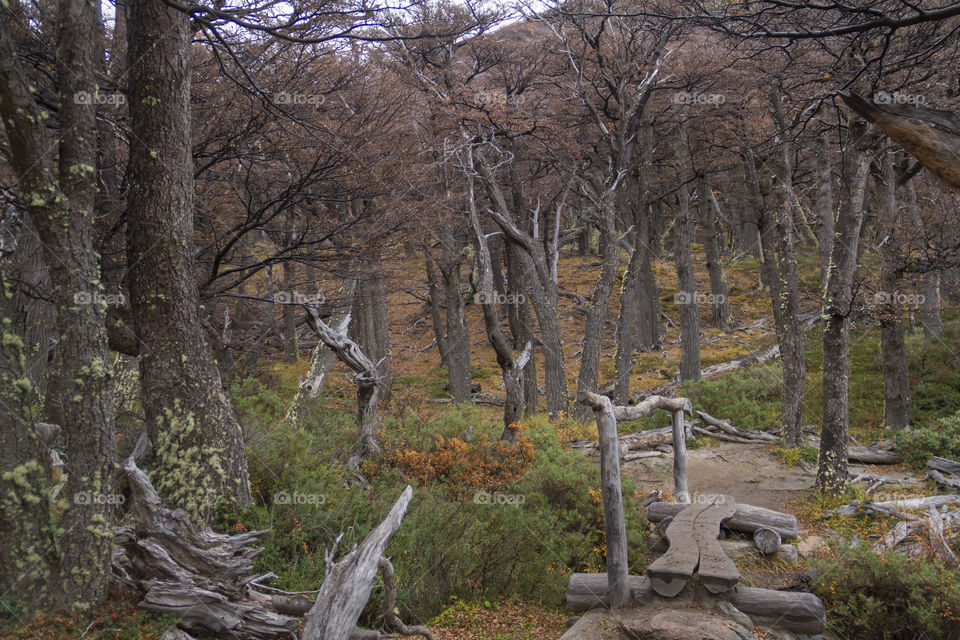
xmin=227 ymin=407 xmax=648 ymax=623
xmin=813 ymin=544 xmax=960 ymax=639
xmin=894 ymin=410 xmax=960 ymax=469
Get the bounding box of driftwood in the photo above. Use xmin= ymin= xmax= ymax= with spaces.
xmin=301 ymin=487 xmax=412 ymax=640
xmin=928 ymin=457 xmax=960 ymax=490
xmin=565 ymin=574 xmax=825 ymax=634
xmin=823 ymin=494 xmax=960 ymax=518
xmin=114 ymin=456 xmax=422 ymax=640
xmin=695 ymin=411 xmax=778 ymax=442
xmin=648 ymin=501 xmax=799 ymax=539
xmin=874 ymin=509 xmax=960 ymax=554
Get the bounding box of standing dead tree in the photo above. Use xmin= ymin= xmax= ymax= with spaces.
xmin=304 ymin=306 xmax=383 ymax=467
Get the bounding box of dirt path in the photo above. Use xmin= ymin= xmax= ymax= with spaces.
xmin=623 ymin=441 xmax=815 ymax=513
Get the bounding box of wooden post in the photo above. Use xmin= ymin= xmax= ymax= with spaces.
xmin=671 ymin=409 xmax=689 ymax=503
xmin=578 ymin=391 xmax=630 ymax=609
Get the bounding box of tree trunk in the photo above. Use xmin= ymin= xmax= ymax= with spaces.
xmin=425 ymin=257 xmax=448 ymax=364
xmin=769 ymin=84 xmax=806 ymax=447
xmin=817 ymin=125 xmax=872 ymax=495
xmin=699 ymin=175 xmax=732 ymax=330
xmin=675 ymin=179 xmax=701 ymax=382
xmin=877 ymin=154 xmax=911 ymax=430
xmin=505 ymin=242 xmax=538 ymax=415
xmin=903 ymin=180 xmax=943 ymax=337
xmin=350 ymin=251 xmax=390 ymax=392
xmin=126 ymin=0 xmax=250 ymax=517
xmin=0 ymin=0 xmax=117 ymax=613
xmin=439 ymin=259 xmax=472 ymax=402
xmin=283 ymin=279 xmax=357 ymax=430
xmin=282 ymin=260 xmax=299 ymax=362
xmin=817 ymin=133 xmax=834 ymax=293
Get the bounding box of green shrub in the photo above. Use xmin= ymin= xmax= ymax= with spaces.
xmin=677 ymin=362 xmax=784 ymax=431
xmin=894 ymin=410 xmax=960 ymax=469
xmin=813 ymin=544 xmax=960 ymax=639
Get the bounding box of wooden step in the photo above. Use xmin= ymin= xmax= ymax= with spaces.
xmin=647 ymin=502 xmax=711 ymax=597
xmin=693 ymin=498 xmax=739 ymax=594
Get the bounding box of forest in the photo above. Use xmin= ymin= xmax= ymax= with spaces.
xmin=1 ymin=0 xmax=960 ymax=639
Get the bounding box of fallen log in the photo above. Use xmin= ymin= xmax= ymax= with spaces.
xmin=565 ymin=574 xmax=824 ymax=634
xmin=929 ymin=469 xmax=960 ymax=490
xmin=823 ymin=495 xmax=960 ymax=518
xmin=753 ymin=528 xmax=781 ymax=555
xmin=928 ymin=508 xmax=959 ymax=566
xmin=847 ymin=446 xmax=904 ymax=465
xmin=929 ymin=456 xmax=960 ymax=476
xmin=695 ymin=411 xmax=779 ymax=442
xmin=647 ymin=534 xmax=798 ymax=564
xmin=648 ymin=502 xmax=798 ymax=539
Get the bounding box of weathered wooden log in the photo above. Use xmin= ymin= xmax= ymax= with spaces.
xmin=566 ymin=574 xmax=825 ymax=634
xmin=823 ymin=494 xmax=960 ymax=518
xmin=928 ymin=508 xmax=959 ymax=566
xmin=647 ymin=534 xmax=798 ymax=564
xmin=302 ymin=486 xmax=413 ymax=640
xmin=847 ymin=445 xmax=904 ymax=464
xmin=692 ymin=425 xmax=759 ymax=444
xmin=671 ymin=410 xmax=689 ymax=503
xmin=874 ymin=509 xmax=960 ymax=553
xmin=648 ymin=502 xmax=799 ymax=539
xmin=753 ymin=528 xmax=781 ymax=555
xmin=695 ymin=411 xmax=779 ymax=442
xmin=577 ymin=391 xmax=630 ymax=609
xmin=928 ymin=456 xmax=960 ymax=476
xmin=613 ymin=395 xmax=692 ymax=422
xmin=726 ymin=586 xmax=826 ymax=634
xmin=623 ymin=451 xmax=665 ymax=462
xmin=929 ymin=469 xmax=960 ymax=490
xmin=565 ymin=573 xmax=652 ymax=612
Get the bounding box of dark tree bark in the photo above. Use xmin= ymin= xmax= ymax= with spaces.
xmin=817 ymin=124 xmax=872 ymax=495
xmin=126 ymin=0 xmax=250 ymax=516
xmin=816 ymin=133 xmax=835 ymax=292
xmin=350 ymin=249 xmax=391 ymax=391
xmin=675 ymin=177 xmax=701 ymax=382
xmin=769 ymin=84 xmax=806 ymax=447
xmin=698 ymin=174 xmax=733 ymax=330
xmin=436 ymin=236 xmax=472 ymax=402
xmin=282 ymin=259 xmax=299 ymax=362
xmin=877 ymin=154 xmax=911 ymax=430
xmin=0 ymin=0 xmax=117 ymax=614
xmin=505 ymin=242 xmax=538 ymax=415
xmin=575 ymin=199 xmax=622 ymax=421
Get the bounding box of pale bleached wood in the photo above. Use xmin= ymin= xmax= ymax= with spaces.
xmin=671 ymin=409 xmax=689 ymax=502
xmin=752 ymin=528 xmax=781 ymax=554
xmin=301 ymin=486 xmax=413 ymax=640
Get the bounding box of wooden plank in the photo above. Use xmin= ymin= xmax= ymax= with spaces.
xmin=693 ymin=499 xmax=739 ymax=594
xmin=647 ymin=502 xmax=711 ymax=597
xmin=648 ymin=501 xmax=799 ymax=539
